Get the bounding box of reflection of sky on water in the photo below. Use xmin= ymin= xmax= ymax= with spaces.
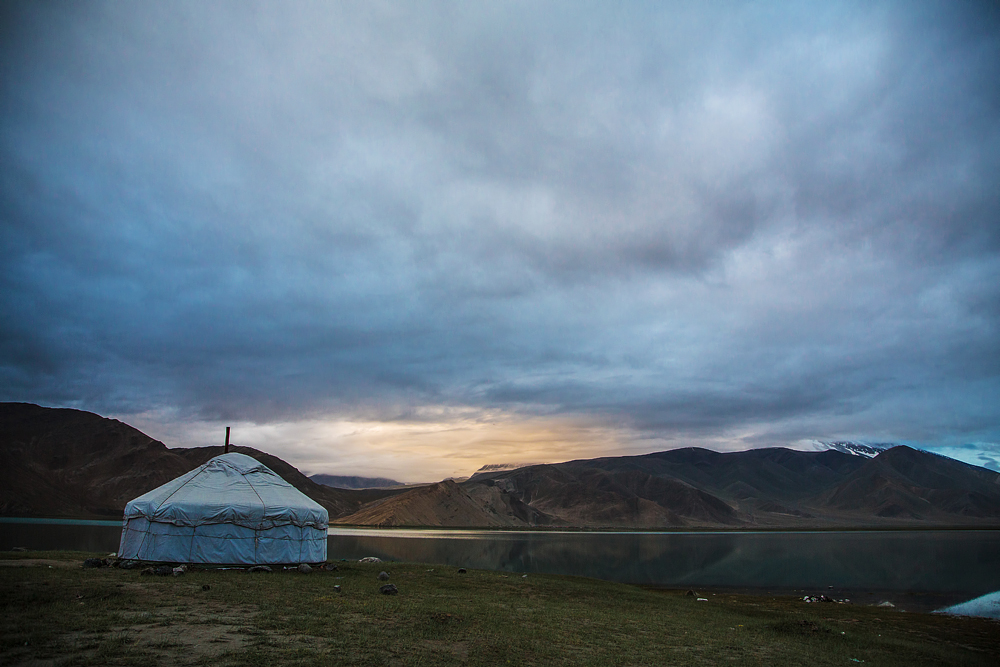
xmin=3 ymin=521 xmax=999 ymax=603
xmin=329 ymin=528 xmax=1000 ymax=596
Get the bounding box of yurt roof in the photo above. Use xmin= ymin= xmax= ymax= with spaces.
xmin=124 ymin=452 xmax=327 ymax=529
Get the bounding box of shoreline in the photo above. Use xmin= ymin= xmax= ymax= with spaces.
xmin=4 ymin=514 xmax=999 ymax=533
xmin=330 ymin=523 xmax=1000 ymax=533
xmin=641 ymin=584 xmax=990 ymax=615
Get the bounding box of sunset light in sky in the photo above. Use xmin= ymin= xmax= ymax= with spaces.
xmin=2 ymin=1 xmax=998 ymax=479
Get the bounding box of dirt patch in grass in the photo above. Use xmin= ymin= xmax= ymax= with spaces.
xmin=2 ymin=600 xmax=254 ymax=667
xmin=420 ymin=639 xmax=470 ymax=659
xmin=0 ymin=565 xmax=258 ymax=667
xmin=770 ymin=619 xmax=834 ymax=635
xmin=120 ymin=620 xmax=249 ymax=661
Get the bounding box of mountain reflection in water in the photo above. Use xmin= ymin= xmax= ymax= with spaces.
xmin=328 ymin=528 xmax=1000 ymax=596
xmin=2 ymin=521 xmax=998 ymax=598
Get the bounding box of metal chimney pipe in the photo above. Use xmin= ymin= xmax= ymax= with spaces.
xmin=225 ymin=426 xmax=231 ymax=454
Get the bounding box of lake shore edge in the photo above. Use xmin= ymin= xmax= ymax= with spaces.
xmin=5 ymin=515 xmax=1000 ymax=532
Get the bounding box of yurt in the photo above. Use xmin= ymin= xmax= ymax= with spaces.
xmin=118 ymin=452 xmax=328 ymax=565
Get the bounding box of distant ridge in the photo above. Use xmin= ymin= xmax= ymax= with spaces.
xmin=310 ymin=474 xmax=403 ymax=489
xmin=4 ymin=403 xmax=999 ymax=529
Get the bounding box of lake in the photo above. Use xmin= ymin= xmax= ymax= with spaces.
xmin=4 ymin=520 xmax=999 ymax=600
xmin=326 ymin=527 xmax=1000 ymax=600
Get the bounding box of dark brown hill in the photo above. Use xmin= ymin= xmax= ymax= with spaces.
xmin=332 ymin=480 xmax=545 ymax=527
xmin=467 ymin=463 xmax=738 ymax=527
xmin=0 ymin=403 xmax=193 ymax=517
xmin=816 ymin=446 xmax=1000 ymax=520
xmin=585 ymin=447 xmax=867 ymax=504
xmin=0 ymin=403 xmax=402 ymax=519
xmin=463 ymin=446 xmax=1000 ymax=528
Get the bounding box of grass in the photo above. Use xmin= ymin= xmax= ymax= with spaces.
xmin=1 ymin=550 xmax=997 ymax=666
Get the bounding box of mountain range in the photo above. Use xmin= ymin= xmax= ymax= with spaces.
xmin=0 ymin=403 xmax=399 ymax=519
xmin=333 ymin=446 xmax=1000 ymax=528
xmin=310 ymin=474 xmax=404 ymax=490
xmin=3 ymin=403 xmax=999 ymax=528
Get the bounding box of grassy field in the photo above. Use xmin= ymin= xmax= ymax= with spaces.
xmin=1 ymin=551 xmax=998 ymax=666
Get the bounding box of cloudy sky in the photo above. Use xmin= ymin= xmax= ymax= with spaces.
xmin=2 ymin=1 xmax=999 ymax=480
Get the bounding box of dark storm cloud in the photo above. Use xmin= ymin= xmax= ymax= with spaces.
xmin=1 ymin=1 xmax=999 ymax=452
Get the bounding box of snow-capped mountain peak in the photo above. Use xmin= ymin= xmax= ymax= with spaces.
xmin=816 ymin=441 xmax=897 ymax=458
xmin=475 ymin=462 xmax=537 ymax=473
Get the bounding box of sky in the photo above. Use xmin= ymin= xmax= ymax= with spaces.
xmin=2 ymin=1 xmax=999 ymax=481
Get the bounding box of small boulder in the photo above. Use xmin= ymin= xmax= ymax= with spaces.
xmin=248 ymin=565 xmax=273 ymax=573
xmin=154 ymin=565 xmax=173 ymax=576
xmin=378 ymin=571 xmax=390 ymax=581
xmin=202 ymin=584 xmax=211 ymax=591
xmin=172 ymin=566 xmax=185 ymax=577
xmin=359 ymin=557 xmax=382 ymax=563
xmin=297 ymin=563 xmax=313 ymax=574
xmin=334 ymin=585 xmax=341 ymax=593
xmin=457 ymin=568 xmax=467 ymax=574
xmin=379 ymin=584 xmax=398 ymax=595
xmin=119 ymin=560 xmax=140 ymax=570
xmin=324 ymin=563 xmax=339 ymax=571
xmin=82 ymin=558 xmax=105 ymax=569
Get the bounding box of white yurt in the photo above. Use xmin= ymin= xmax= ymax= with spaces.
xmin=118 ymin=452 xmax=328 ymax=565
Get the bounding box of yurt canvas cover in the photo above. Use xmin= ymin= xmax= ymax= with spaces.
xmin=119 ymin=453 xmax=328 ymax=564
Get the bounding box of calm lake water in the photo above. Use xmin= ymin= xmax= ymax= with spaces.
xmin=4 ymin=520 xmax=999 ymax=599
xmin=326 ymin=527 xmax=1000 ymax=598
